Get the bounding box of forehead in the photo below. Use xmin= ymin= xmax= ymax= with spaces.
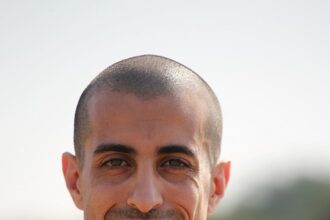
xmin=85 ymin=89 xmax=208 ymax=153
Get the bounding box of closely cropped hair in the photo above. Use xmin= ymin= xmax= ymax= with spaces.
xmin=74 ymin=55 xmax=222 ymax=166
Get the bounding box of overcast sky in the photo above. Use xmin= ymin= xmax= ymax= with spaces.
xmin=1 ymin=0 xmax=329 ymax=219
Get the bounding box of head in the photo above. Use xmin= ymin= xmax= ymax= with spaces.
xmin=62 ymin=55 xmax=230 ymax=220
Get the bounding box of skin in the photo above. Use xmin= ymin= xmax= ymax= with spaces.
xmin=62 ymin=89 xmax=230 ymax=220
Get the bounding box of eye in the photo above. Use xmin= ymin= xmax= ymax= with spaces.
xmin=102 ymin=158 xmax=130 ymax=168
xmin=161 ymin=158 xmax=190 ymax=169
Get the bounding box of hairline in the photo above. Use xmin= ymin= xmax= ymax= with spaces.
xmin=76 ymin=89 xmax=221 ymax=168
xmin=73 ymin=56 xmax=222 ymax=168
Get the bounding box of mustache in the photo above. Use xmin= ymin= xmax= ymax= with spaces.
xmin=105 ymin=207 xmax=182 ymax=219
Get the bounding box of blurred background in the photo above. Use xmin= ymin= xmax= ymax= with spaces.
xmin=0 ymin=1 xmax=329 ymax=219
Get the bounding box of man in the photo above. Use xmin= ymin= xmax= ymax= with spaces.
xmin=62 ymin=55 xmax=230 ymax=220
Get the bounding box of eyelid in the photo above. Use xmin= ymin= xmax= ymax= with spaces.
xmin=99 ymin=155 xmax=132 ymax=168
xmin=160 ymin=157 xmax=192 ymax=168
xmin=103 ymin=158 xmax=127 ymax=166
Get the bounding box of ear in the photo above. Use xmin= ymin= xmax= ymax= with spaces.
xmin=208 ymin=161 xmax=231 ymax=213
xmin=62 ymin=152 xmax=83 ymax=210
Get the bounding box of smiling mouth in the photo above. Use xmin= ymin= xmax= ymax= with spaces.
xmin=105 ymin=208 xmax=184 ymax=220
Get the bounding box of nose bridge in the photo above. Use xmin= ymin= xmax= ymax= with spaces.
xmin=127 ymin=159 xmax=163 ymax=213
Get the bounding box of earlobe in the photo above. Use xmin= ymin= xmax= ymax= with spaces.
xmin=62 ymin=152 xmax=83 ymax=210
xmin=208 ymin=161 xmax=231 ymax=213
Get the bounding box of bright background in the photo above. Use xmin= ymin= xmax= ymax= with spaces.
xmin=1 ymin=1 xmax=329 ymax=219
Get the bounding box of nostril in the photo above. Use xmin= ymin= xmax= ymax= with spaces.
xmin=127 ymin=183 xmax=163 ymax=213
xmin=127 ymin=194 xmax=163 ymax=213
xmin=126 ymin=165 xmax=164 ymax=213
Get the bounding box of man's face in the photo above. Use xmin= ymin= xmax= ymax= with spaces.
xmin=63 ymin=90 xmax=229 ymax=220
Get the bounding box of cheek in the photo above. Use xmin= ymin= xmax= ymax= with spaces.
xmin=164 ymin=176 xmax=207 ymax=219
xmin=81 ymin=170 xmax=131 ymax=219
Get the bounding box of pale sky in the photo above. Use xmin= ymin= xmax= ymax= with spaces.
xmin=1 ymin=0 xmax=329 ymax=219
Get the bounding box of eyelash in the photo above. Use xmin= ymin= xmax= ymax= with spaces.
xmin=161 ymin=158 xmax=191 ymax=169
xmin=100 ymin=157 xmax=191 ymax=170
xmin=101 ymin=158 xmax=131 ymax=168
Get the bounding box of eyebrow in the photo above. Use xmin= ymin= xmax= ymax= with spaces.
xmin=157 ymin=145 xmax=196 ymax=158
xmin=93 ymin=143 xmax=196 ymax=158
xmin=94 ymin=144 xmax=137 ymax=155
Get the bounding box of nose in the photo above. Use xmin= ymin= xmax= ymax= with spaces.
xmin=127 ymin=164 xmax=163 ymax=213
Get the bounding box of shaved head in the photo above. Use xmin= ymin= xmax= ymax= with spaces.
xmin=74 ymin=55 xmax=222 ymax=167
